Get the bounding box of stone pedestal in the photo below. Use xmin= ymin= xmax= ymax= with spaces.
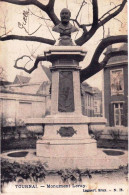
xmin=45 ymin=46 xmax=85 ymax=115
xmin=36 ymin=46 xmax=106 ymax=158
xmin=36 ymin=115 xmax=106 ymax=157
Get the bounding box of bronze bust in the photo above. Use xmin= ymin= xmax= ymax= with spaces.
xmin=52 ymin=8 xmax=78 ymax=46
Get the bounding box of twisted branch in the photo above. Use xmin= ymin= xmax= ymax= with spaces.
xmin=75 ymin=0 xmax=127 ymax=45
xmin=14 ymin=55 xmax=47 ymax=73
xmin=80 ymin=35 xmax=128 ymax=82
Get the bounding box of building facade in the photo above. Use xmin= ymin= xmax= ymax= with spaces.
xmin=81 ymin=82 xmax=94 ymax=117
xmin=104 ymin=43 xmax=128 ymax=126
xmin=93 ymin=88 xmax=102 ymax=117
xmin=0 ymin=67 xmax=51 ymax=127
xmin=0 ymin=65 xmax=103 ymax=126
xmin=0 ymin=88 xmax=47 ymax=127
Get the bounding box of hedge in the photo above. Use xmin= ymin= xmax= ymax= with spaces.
xmin=89 ymin=126 xmax=128 ymax=141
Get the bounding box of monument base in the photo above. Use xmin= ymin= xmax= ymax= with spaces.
xmin=35 ymin=115 xmax=107 ymax=158
xmin=26 ymin=115 xmax=107 ymax=159
xmin=36 ymin=138 xmax=97 ymax=158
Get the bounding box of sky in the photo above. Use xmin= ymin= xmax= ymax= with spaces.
xmin=0 ymin=0 xmax=127 ymax=90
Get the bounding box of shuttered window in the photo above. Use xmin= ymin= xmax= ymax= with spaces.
xmin=114 ymin=103 xmax=124 ymax=126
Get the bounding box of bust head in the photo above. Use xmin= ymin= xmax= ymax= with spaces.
xmin=52 ymin=8 xmax=78 ymax=45
xmin=60 ymin=8 xmax=71 ymax=25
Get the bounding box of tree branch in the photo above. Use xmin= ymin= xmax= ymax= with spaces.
xmin=14 ymin=55 xmax=47 ymax=73
xmin=47 ymin=0 xmax=55 ymax=10
xmin=0 ymin=0 xmax=46 ymax=7
xmin=75 ymin=0 xmax=127 ymax=46
xmin=0 ymin=0 xmax=60 ymax=25
xmin=29 ymin=9 xmax=51 ymax=21
xmin=92 ymin=0 xmax=98 ymax=26
xmin=80 ymin=35 xmax=127 ymax=82
xmin=99 ymin=4 xmax=121 ymax=21
xmin=98 ymin=0 xmax=127 ymax=27
xmin=75 ymin=0 xmax=98 ymax=45
xmin=0 ymin=35 xmax=55 ymax=45
xmin=46 ymin=0 xmax=60 ymax=25
xmin=76 ymin=0 xmax=87 ymax=20
xmin=18 ymin=22 xmax=42 ymax=35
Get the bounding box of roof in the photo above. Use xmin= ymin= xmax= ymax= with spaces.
xmin=0 ymin=80 xmax=12 ymax=86
xmin=13 ymin=75 xmax=31 ymax=84
xmin=0 ymin=88 xmax=45 ymax=97
xmin=41 ymin=65 xmax=52 ymax=81
xmin=106 ymin=43 xmax=128 ymax=64
xmin=5 ymin=82 xmax=43 ymax=95
xmin=91 ymin=87 xmax=102 ymax=99
xmin=81 ymin=82 xmax=94 ymax=95
xmin=92 ymin=87 xmax=101 ymax=94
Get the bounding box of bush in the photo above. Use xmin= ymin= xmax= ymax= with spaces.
xmin=109 ymin=129 xmax=121 ymax=142
xmin=1 ymin=137 xmax=37 ymax=152
xmin=89 ymin=126 xmax=128 ymax=141
xmin=1 ymin=159 xmax=46 ymax=184
xmin=90 ymin=130 xmax=103 ymax=141
xmin=57 ymin=169 xmax=92 ymax=183
xmin=97 ymin=139 xmax=128 ymax=150
xmin=89 ymin=126 xmax=104 ymax=140
xmin=1 ymin=159 xmax=92 ymax=187
xmin=104 ymin=126 xmax=128 ymax=141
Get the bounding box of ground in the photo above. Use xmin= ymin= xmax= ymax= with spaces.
xmin=1 ymin=136 xmax=128 ymax=194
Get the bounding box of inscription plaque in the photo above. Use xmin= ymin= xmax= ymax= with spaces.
xmin=57 ymin=127 xmax=77 ymax=137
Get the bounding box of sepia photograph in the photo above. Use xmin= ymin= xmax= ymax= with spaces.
xmin=0 ymin=0 xmax=128 ymax=194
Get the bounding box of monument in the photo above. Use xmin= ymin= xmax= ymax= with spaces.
xmin=26 ymin=8 xmax=106 ymax=162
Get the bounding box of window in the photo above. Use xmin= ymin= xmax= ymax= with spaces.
xmin=88 ymin=95 xmax=89 ymax=106
xmin=85 ymin=95 xmax=87 ymax=107
xmin=110 ymin=69 xmax=124 ymax=95
xmin=87 ymin=95 xmax=91 ymax=107
xmin=114 ymin=103 xmax=124 ymax=126
xmin=95 ymin=106 xmax=98 ymax=113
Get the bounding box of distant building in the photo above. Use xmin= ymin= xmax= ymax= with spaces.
xmin=0 ymin=64 xmax=103 ymax=124
xmin=92 ymin=88 xmax=102 ymax=117
xmin=0 ymin=89 xmax=46 ymax=126
xmin=104 ymin=43 xmax=128 ymax=126
xmin=81 ymin=83 xmax=94 ymax=116
xmin=0 ymin=80 xmax=12 ymax=86
xmin=13 ymin=75 xmax=31 ymax=85
xmin=0 ymin=65 xmax=51 ymax=126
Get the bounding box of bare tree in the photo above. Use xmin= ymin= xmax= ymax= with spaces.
xmin=0 ymin=0 xmax=127 ymax=82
